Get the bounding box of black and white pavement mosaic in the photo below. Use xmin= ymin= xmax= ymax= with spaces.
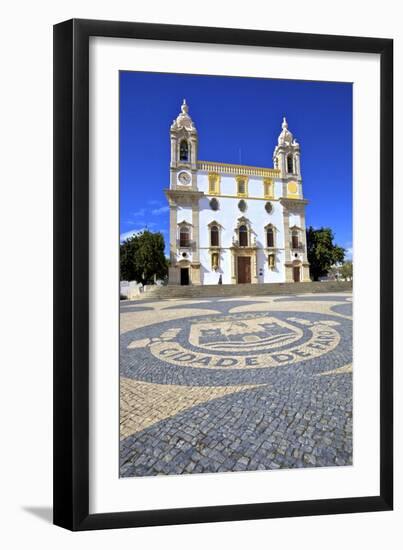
xmin=120 ymin=293 xmax=353 ymax=477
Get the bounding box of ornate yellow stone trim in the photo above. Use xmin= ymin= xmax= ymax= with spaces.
xmin=198 ymin=160 xmax=280 ymax=178
xmin=236 ymin=175 xmax=248 ymax=197
xmin=263 ymin=178 xmax=274 ymax=199
xmin=208 ymin=172 xmax=221 ymax=195
xmin=205 ymin=193 xmax=279 ymax=201
xmin=287 ymin=180 xmax=299 ymax=198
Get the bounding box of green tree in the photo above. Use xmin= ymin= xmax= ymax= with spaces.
xmin=340 ymin=260 xmax=353 ymax=281
xmin=306 ymin=226 xmax=345 ymax=281
xmin=120 ymin=230 xmax=168 ymax=284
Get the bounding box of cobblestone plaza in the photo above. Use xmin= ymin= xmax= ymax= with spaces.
xmin=120 ymin=293 xmax=352 ymax=477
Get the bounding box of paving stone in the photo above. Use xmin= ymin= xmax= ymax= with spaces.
xmin=119 ymin=293 xmax=353 ymax=476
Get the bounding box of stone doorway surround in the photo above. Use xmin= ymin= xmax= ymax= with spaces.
xmin=169 ymin=260 xmax=201 ymax=286
xmin=285 ymin=259 xmax=310 ymax=283
xmin=180 ymin=267 xmax=189 ymax=285
xmin=230 ymin=247 xmax=258 ymax=284
xmin=237 ymin=256 xmax=251 ymax=284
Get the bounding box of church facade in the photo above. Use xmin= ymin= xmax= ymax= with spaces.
xmin=165 ymin=100 xmax=310 ymax=286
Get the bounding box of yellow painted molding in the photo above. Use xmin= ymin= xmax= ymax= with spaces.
xmin=236 ymin=175 xmax=248 ymax=197
xmin=263 ymin=178 xmax=274 ymax=199
xmin=287 ymin=180 xmax=299 ymax=197
xmin=205 ymin=193 xmax=279 ymax=201
xmin=208 ymin=172 xmax=221 ymax=195
xmin=198 ymin=160 xmax=280 ymax=178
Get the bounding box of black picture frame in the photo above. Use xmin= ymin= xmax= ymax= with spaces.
xmin=53 ymin=18 xmax=393 ymax=531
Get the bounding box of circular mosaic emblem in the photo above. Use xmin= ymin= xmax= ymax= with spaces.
xmin=125 ymin=311 xmax=346 ymax=372
xmin=265 ymin=201 xmax=273 ymax=214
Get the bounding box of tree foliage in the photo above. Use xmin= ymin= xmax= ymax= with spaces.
xmin=120 ymin=230 xmax=168 ymax=284
xmin=306 ymin=226 xmax=345 ymax=281
xmin=340 ymin=260 xmax=353 ymax=281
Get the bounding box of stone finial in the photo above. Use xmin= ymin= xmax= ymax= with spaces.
xmin=171 ymin=99 xmax=196 ymax=132
xmin=181 ymin=99 xmax=188 ymax=113
xmin=278 ymin=116 xmax=293 ymax=146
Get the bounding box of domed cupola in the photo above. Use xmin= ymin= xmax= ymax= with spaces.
xmin=171 ymin=99 xmax=197 ymax=133
xmin=273 ymin=116 xmax=301 ymax=178
xmin=277 ymin=117 xmax=294 ymax=146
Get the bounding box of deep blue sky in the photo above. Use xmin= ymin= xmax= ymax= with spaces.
xmin=120 ymin=71 xmax=352 ymax=258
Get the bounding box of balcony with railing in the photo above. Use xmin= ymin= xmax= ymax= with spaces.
xmin=197 ymin=160 xmax=280 ymax=178
xmin=290 ymin=240 xmax=305 ymax=251
xmin=178 ymin=238 xmax=195 ymax=250
xmin=232 ymin=233 xmax=257 ymax=248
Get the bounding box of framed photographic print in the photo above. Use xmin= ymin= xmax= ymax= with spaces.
xmin=53 ymin=19 xmax=393 ymax=530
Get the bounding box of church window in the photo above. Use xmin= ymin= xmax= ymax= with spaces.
xmin=179 ymin=140 xmax=189 ymax=161
xmin=179 ymin=226 xmax=190 ymax=247
xmin=238 ymin=199 xmax=247 ymax=212
xmin=209 ymin=198 xmax=219 ymax=210
xmin=208 ymin=174 xmax=220 ymax=194
xmin=291 ymin=229 xmax=299 ymax=249
xmin=239 ymin=225 xmax=248 ymax=247
xmin=267 ymin=227 xmax=274 ymax=248
xmin=264 ymin=179 xmax=273 ymax=198
xmin=210 ymin=225 xmax=219 ymax=247
xmin=287 ymin=154 xmax=294 ymax=174
xmin=237 ymin=177 xmax=247 ymax=196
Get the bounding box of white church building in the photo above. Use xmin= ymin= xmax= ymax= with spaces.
xmin=165 ymin=100 xmax=310 ymax=286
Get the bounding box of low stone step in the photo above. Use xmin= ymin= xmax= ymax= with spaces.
xmin=131 ymin=280 xmax=352 ymax=301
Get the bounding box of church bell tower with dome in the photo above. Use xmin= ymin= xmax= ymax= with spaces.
xmin=273 ymin=117 xmax=310 ymax=283
xmin=165 ymin=100 xmax=203 ymax=285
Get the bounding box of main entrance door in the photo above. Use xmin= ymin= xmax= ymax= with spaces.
xmin=293 ymin=266 xmax=301 ymax=282
xmin=180 ymin=267 xmax=190 ymax=285
xmin=237 ymin=257 xmax=251 ymax=284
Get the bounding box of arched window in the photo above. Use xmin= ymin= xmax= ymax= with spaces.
xmin=179 ymin=226 xmax=190 ymax=247
xmin=239 ymin=224 xmax=248 ymax=246
xmin=287 ymin=154 xmax=294 ymax=174
xmin=210 ymin=225 xmax=219 ymax=247
xmin=291 ymin=229 xmax=299 ymax=249
xmin=267 ymin=227 xmax=274 ymax=248
xmin=179 ymin=140 xmax=189 ymax=161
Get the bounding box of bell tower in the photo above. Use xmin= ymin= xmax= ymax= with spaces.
xmin=274 ymin=117 xmax=310 ymax=283
xmin=165 ymin=99 xmax=203 ymax=286
xmin=273 ymin=117 xmax=302 ymax=193
xmin=170 ymin=99 xmax=198 ymax=190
